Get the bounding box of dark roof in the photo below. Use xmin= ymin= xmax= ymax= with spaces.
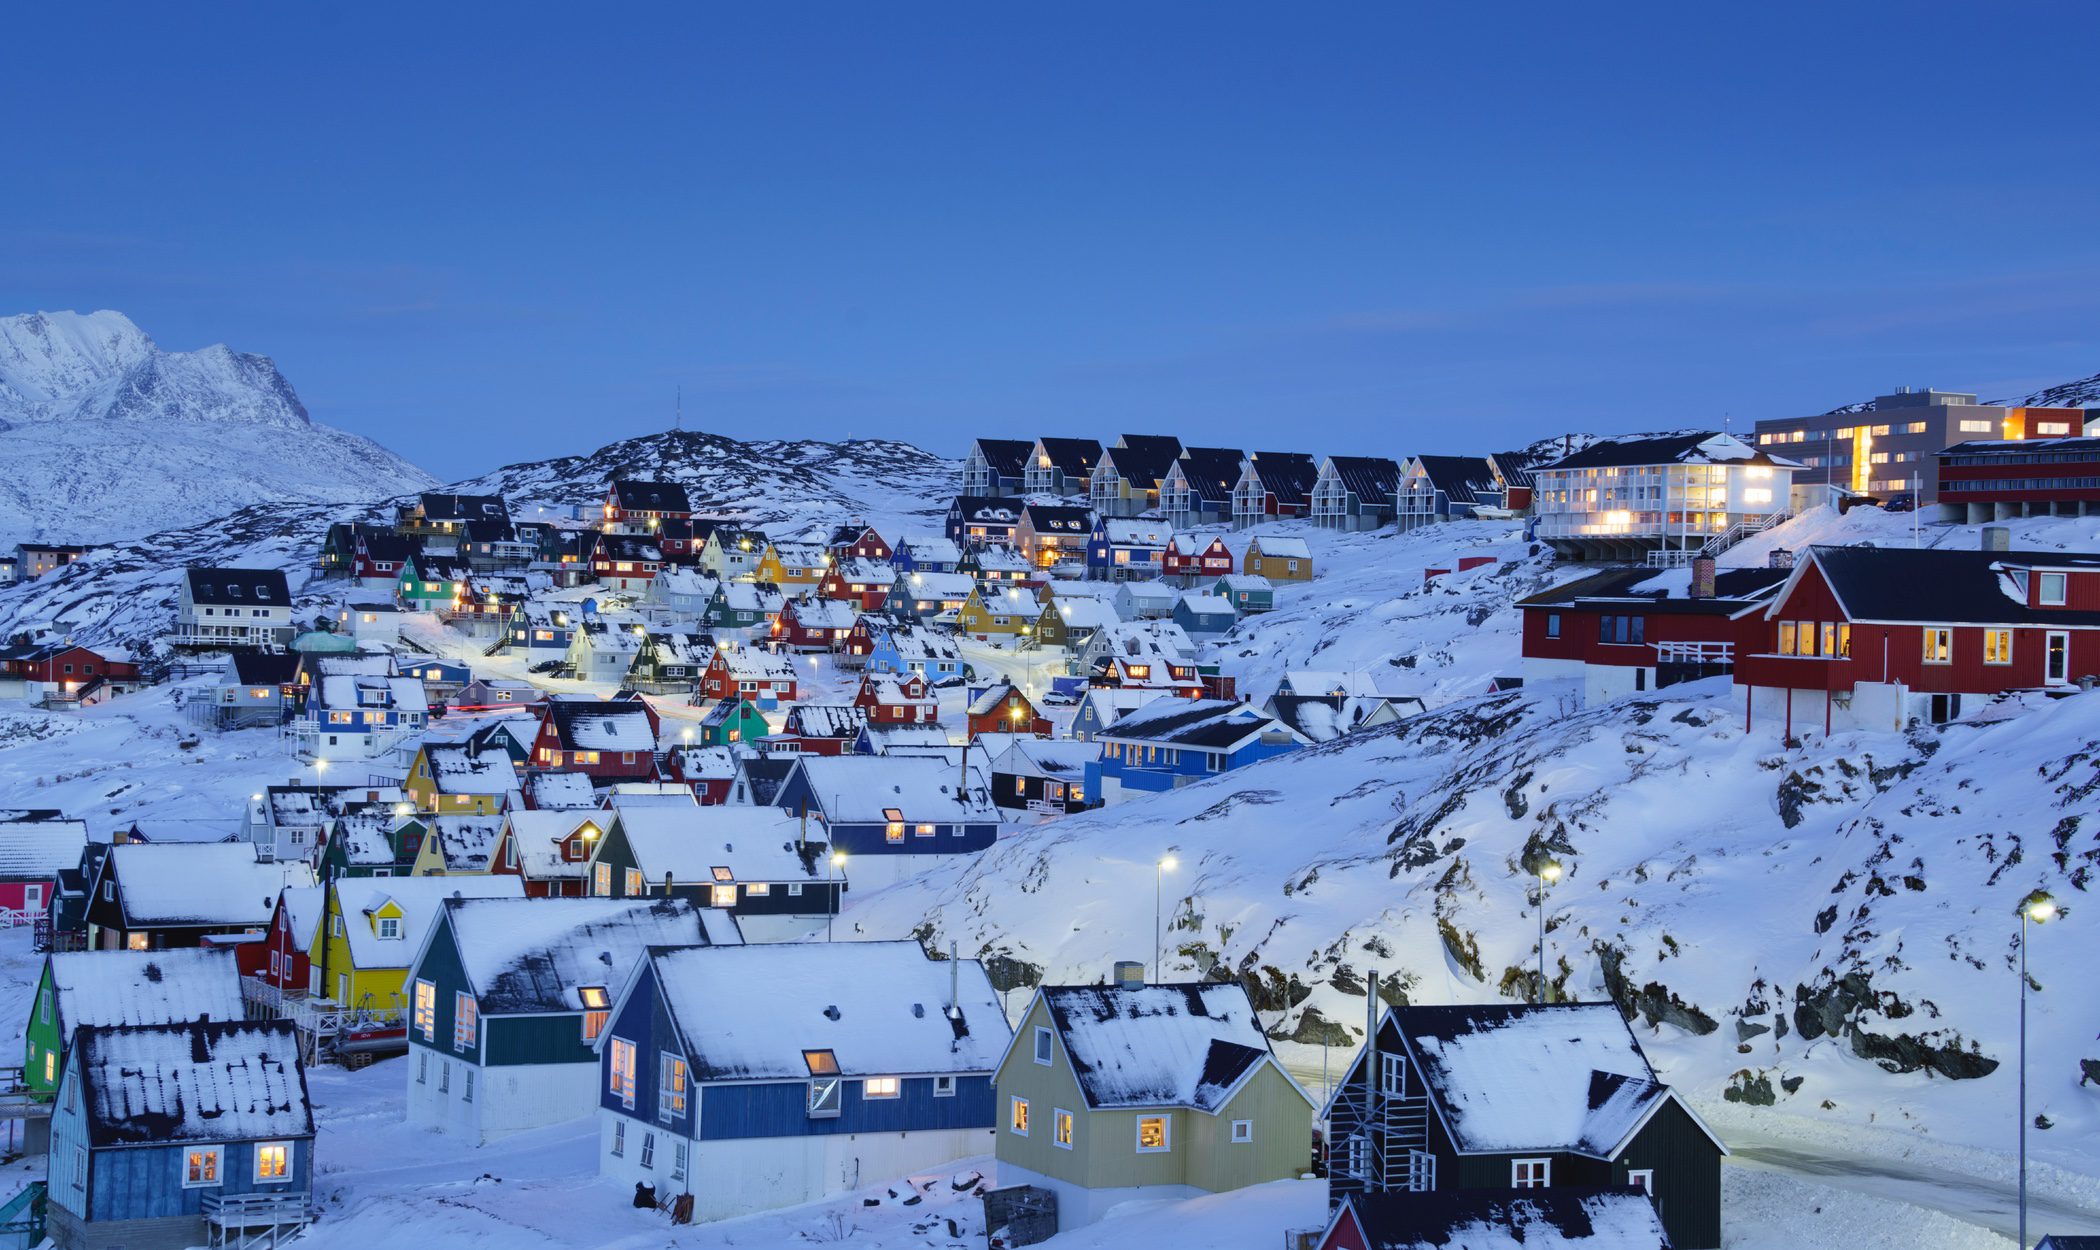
xmin=1519 ymin=567 xmax=1788 ymax=614
xmin=16 ymin=543 xmax=89 ymax=555
xmin=1244 ymin=451 xmax=1320 ymax=503
xmin=73 ymin=1019 xmax=313 ymax=1148
xmin=1326 ymin=455 xmax=1402 ymax=502
xmin=611 ymin=479 xmax=693 ymax=513
xmin=1339 ymin=1188 xmax=1669 ymax=1250
xmin=462 ymin=517 xmax=517 ymax=542
xmin=1103 ymin=435 xmax=1184 ymax=487
xmin=950 ymin=496 xmax=1024 ymax=525
xmin=229 ymin=650 xmax=302 ymax=685
xmin=1540 ymin=432 xmax=1794 ymax=471
xmin=1175 ymin=447 xmax=1246 ymax=502
xmin=1489 ymin=449 xmax=1547 ymax=490
xmin=738 ymin=756 xmax=798 ymax=805
xmin=420 ymin=492 xmax=509 ymax=522
xmin=973 ymin=438 xmax=1034 ymax=478
xmin=185 ymin=567 xmax=290 ymax=607
xmin=1036 ymin=437 xmax=1103 ymax=476
xmin=595 ymin=534 xmax=663 ymax=561
xmin=1411 ymin=455 xmax=1500 ymax=505
xmin=1104 ymin=698 xmax=1286 ymax=748
xmin=1023 ymin=504 xmax=1094 ymax=533
xmin=1940 ymin=436 xmax=2100 ymax=460
xmin=1804 ymin=544 xmax=2100 ymax=627
xmin=356 ymin=533 xmax=420 ymax=563
xmin=544 ymin=700 xmax=655 ymax=750
xmin=2037 ymin=1238 xmax=2100 ymax=1250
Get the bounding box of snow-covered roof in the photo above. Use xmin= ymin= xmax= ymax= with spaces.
xmin=897 ymin=533 xmax=964 ymax=563
xmin=856 ymin=724 xmax=958 ymax=754
xmin=716 ymin=648 xmax=798 ymax=681
xmin=1393 ymin=1002 xmax=1693 ymax=1158
xmin=1103 ymin=698 xmax=1299 ymax=751
xmin=0 ymin=816 xmax=88 ymax=879
xmin=789 ymin=755 xmax=995 ymax=821
xmin=1050 ymin=598 xmax=1120 ymax=632
xmin=1248 ymin=534 xmax=1310 ymax=559
xmin=654 ymin=567 xmax=720 ymax=599
xmin=766 ymin=539 xmax=828 ymax=567
xmin=1213 ymin=574 xmax=1271 ymax=593
xmin=1115 ymin=581 xmax=1180 ymax=605
xmin=275 ymin=885 xmax=326 ymax=952
xmin=317 ymin=674 xmax=429 ymax=715
xmin=976 ymin=586 xmax=1044 ymax=615
xmin=1337 ymin=1188 xmax=1670 ymax=1250
xmin=524 ymin=771 xmax=598 ymax=810
xmin=1037 ymin=983 xmax=1283 ymax=1112
xmin=1097 ymin=518 xmax=1172 ymax=546
xmin=783 ymin=705 xmax=862 ymax=739
xmin=717 ymin=581 xmax=787 ymax=613
xmin=861 ymin=674 xmax=938 ymax=708
xmin=106 ymin=844 xmax=311 ymax=927
xmin=424 ymin=741 xmax=521 ymax=794
xmin=336 ymin=875 xmax=521 ymax=971
xmin=429 ymin=815 xmax=506 ymax=872
xmin=47 ymin=947 xmax=244 ymax=1034
xmin=500 ymin=809 xmax=608 ymax=880
xmin=896 ymin=571 xmax=977 ymax=600
xmin=1176 ymin=592 xmax=1236 ymax=616
xmin=828 ymin=556 xmax=892 ymax=584
xmin=74 ymin=1019 xmax=312 ymax=1146
xmin=645 ymin=941 xmax=1010 ymax=1081
xmin=990 ymin=736 xmax=1099 ymax=779
xmin=329 ymin=805 xmax=402 ymax=866
xmin=966 ymin=680 xmax=1024 ymax=716
xmin=547 ymin=700 xmax=655 ymax=752
xmin=439 ymin=897 xmax=733 ymax=1013
xmin=786 ymin=597 xmax=859 ymax=630
xmin=610 ymin=806 xmax=818 ymax=884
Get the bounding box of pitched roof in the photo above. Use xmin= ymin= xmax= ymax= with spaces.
xmin=1173 ymin=446 xmax=1246 ymax=502
xmin=47 ymin=948 xmax=244 ymax=1034
xmin=546 ymin=700 xmax=656 ymax=752
xmin=645 ymin=941 xmax=1009 ymax=1081
xmin=499 ymin=809 xmax=608 ymax=879
xmin=1034 ymin=437 xmax=1103 ymax=477
xmin=1797 ymin=544 xmax=2100 ymax=627
xmin=419 ymin=492 xmax=509 ymax=522
xmin=1519 ymin=566 xmax=1788 ymax=614
xmin=1410 ymin=454 xmax=1500 ymax=505
xmin=896 ymin=571 xmax=977 ymax=601
xmin=335 ymin=875 xmax=521 ymax=971
xmin=1539 ymin=431 xmax=1797 ymax=471
xmin=783 ymin=704 xmax=862 ymax=738
xmin=1103 ymin=698 xmax=1294 ymax=750
xmin=1336 ymin=1188 xmax=1670 ymax=1250
xmin=428 ymin=815 xmax=507 ymax=873
xmin=1022 ymin=504 xmax=1094 ymax=533
xmin=106 ymin=844 xmax=310 ymax=928
xmin=1037 ymin=982 xmax=1286 ymax=1112
xmin=524 ymin=771 xmax=599 ymax=810
xmin=0 ymin=816 xmax=88 ymax=879
xmin=439 ymin=896 xmax=732 ymax=1013
xmin=228 ymin=650 xmax=302 ymax=686
xmin=788 ymin=755 xmax=996 ymax=822
xmin=73 ymin=1019 xmax=312 ymax=1146
xmin=611 ymin=479 xmax=693 ymax=513
xmin=610 ymin=806 xmax=818 ymax=884
xmin=1101 ymin=437 xmax=1183 ymax=487
xmin=896 ymin=533 xmax=964 ymax=564
xmin=1323 ymin=455 xmax=1403 ymax=501
xmin=185 ymin=566 xmax=290 ymax=608
xmin=972 ymin=438 xmax=1034 ymax=477
xmin=1243 ymin=451 xmax=1320 ymax=502
xmin=948 ymin=496 xmax=1024 ymax=525
xmin=423 ymin=741 xmax=522 ymax=794
xmin=989 ymin=736 xmax=1098 ymax=779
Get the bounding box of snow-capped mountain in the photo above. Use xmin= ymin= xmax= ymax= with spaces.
xmin=0 ymin=311 xmax=435 ymax=543
xmin=451 ymin=429 xmax=956 ymax=536
xmin=2000 ymin=372 xmax=2100 ymax=411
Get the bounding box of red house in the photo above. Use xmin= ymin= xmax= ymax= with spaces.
xmin=1161 ymin=534 xmax=1235 ymax=585
xmin=966 ymin=680 xmax=1050 ymax=739
xmin=591 ymin=534 xmax=665 ymax=591
xmin=768 ymin=705 xmax=862 ymax=756
xmin=1517 ymin=560 xmax=1787 ymax=707
xmin=699 ymin=648 xmax=800 ymax=706
xmin=489 ymin=809 xmax=607 ymax=897
xmin=854 ymin=672 xmax=939 ymax=724
xmin=0 ymin=813 xmax=87 ymax=918
xmin=771 ymin=596 xmax=860 ymax=651
xmin=818 ymin=558 xmax=895 ymax=611
xmin=0 ymin=641 xmax=143 ymax=705
xmin=603 ymin=479 xmax=694 ymax=532
xmin=529 ymin=698 xmax=662 ymax=780
xmin=1736 ymin=543 xmax=2100 ymax=735
xmin=827 ymin=523 xmax=893 ymax=563
xmin=245 ymin=885 xmax=322 ymax=993
xmin=660 ymin=743 xmax=742 ymax=797
xmin=352 ymin=533 xmax=420 ymax=581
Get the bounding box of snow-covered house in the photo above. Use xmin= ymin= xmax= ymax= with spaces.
xmin=505 ymin=602 xmax=574 ymax=660
xmin=648 ymin=567 xmax=721 ymax=617
xmin=706 ymin=580 xmax=788 ymax=635
xmin=816 ymin=557 xmax=893 ymax=612
xmin=1530 ymin=432 xmax=1800 ymax=563
xmin=1161 ymin=533 xmax=1236 ymax=586
xmin=630 ymin=631 xmax=713 ymax=693
xmin=695 ymin=695 xmax=770 ymax=748
xmin=989 ymin=736 xmax=1100 ymax=814
xmin=961 ymin=437 xmax=1033 ymax=497
xmin=699 ymin=526 xmax=769 ymax=581
xmin=1212 ymin=573 xmax=1275 ymax=614
xmin=891 ymin=533 xmax=965 ymax=575
xmin=209 ymin=650 xmax=302 ymax=729
xmin=849 ymin=722 xmax=955 ymax=757
xmin=530 ymin=698 xmax=662 ymax=782
xmin=582 ymin=805 xmax=839 ymax=942
xmin=1322 ymin=1001 xmax=1725 ymax=1250
xmin=770 ymin=596 xmax=857 ymax=652
xmin=1231 ymin=451 xmax=1321 ymax=527
xmin=854 ymin=671 xmax=940 ymax=725
xmin=960 ymin=543 xmax=1035 ymax=588
xmin=946 ymin=495 xmax=1025 ymax=549
xmin=85 ymin=844 xmax=311 ymax=951
xmin=1243 ymin=533 xmax=1313 ymax=581
xmin=1315 ymin=1189 xmax=1671 ymax=1250
xmin=771 ymin=754 xmax=999 ymax=890
xmin=888 ymin=570 xmax=977 ymax=622
xmin=769 ymin=704 xmax=863 ymax=757
xmin=0 ymin=812 xmax=88 ymax=921
xmin=48 ymin=1019 xmax=316 ymax=1250
xmin=1016 ymin=504 xmax=1095 ymax=571
xmin=405 ymin=896 xmax=737 ymax=1144
xmin=826 ymin=522 xmax=893 ymax=563
xmin=966 ymin=680 xmax=1049 ymax=739
xmin=849 ymin=617 xmax=963 ymax=680
xmin=1113 ymin=579 xmax=1180 ymax=621
xmin=958 ymin=585 xmax=1044 ymax=640
xmin=295 ymin=670 xmax=429 ymax=762
xmin=1090 ymin=699 xmax=1307 ymax=803
xmin=1172 ymin=591 xmax=1238 ymax=639
xmin=753 ymin=540 xmax=829 ymax=589
xmin=591 ymin=533 xmax=665 ymax=592
xmin=1310 ymin=456 xmax=1403 ymax=531
xmin=1023 ymin=437 xmax=1102 ymax=498
xmin=994 ymin=973 xmax=1314 ymax=1233
xmin=409 ymin=815 xmax=507 ymax=876
xmin=603 ymin=479 xmax=692 ymax=534
xmin=307 ymin=875 xmax=522 ymax=1018
xmin=405 ymin=738 xmax=521 ymax=816
xmin=567 ymin=616 xmax=647 ymax=685
xmin=1085 ymin=516 xmax=1172 ymax=581
xmin=174 ymin=566 xmax=295 ymax=649
xmin=699 ymin=647 xmax=799 ymax=708
xmin=1031 ymin=594 xmax=1118 ymax=655
xmin=593 ymin=942 xmax=1009 ymax=1223
xmin=1068 ymin=687 xmax=1170 ymax=742
xmin=23 ymin=948 xmax=244 ymax=1106
xmin=1261 ymin=693 xmax=1415 ymax=743
xmin=489 ymin=809 xmax=608 ymax=898
xmin=1518 ymin=563 xmax=1788 ymax=708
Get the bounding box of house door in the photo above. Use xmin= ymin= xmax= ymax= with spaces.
xmin=22 ymin=885 xmax=41 ymax=914
xmin=2046 ymin=631 xmax=2070 ymax=685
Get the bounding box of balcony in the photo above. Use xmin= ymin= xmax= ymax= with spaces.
xmin=1736 ymin=651 xmax=1853 ymax=691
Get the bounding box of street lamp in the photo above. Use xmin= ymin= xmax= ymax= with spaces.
xmin=2018 ymin=889 xmax=2059 ymax=1250
xmin=828 ymin=851 xmax=847 ymax=942
xmin=1155 ymin=855 xmax=1178 ymax=981
xmin=1535 ymin=858 xmax=1563 ymax=1004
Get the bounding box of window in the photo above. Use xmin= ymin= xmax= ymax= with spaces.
xmin=1231 ymin=1119 xmax=1254 ymax=1144
xmin=255 ymin=1142 xmax=292 ymax=1183
xmin=709 ymin=883 xmax=737 ymax=908
xmin=672 ymin=1140 xmax=688 ymax=1183
xmin=624 ymin=868 xmax=643 ymax=897
xmin=1379 ymin=1053 xmax=1405 ymax=1097
xmin=1034 ymin=1027 xmax=1054 ymax=1065
xmin=885 ymin=822 xmax=905 ymax=843
xmin=611 ymin=1120 xmax=626 ymax=1157
xmin=2038 ymin=421 xmax=2072 ymax=436
xmin=1985 ymin=629 xmax=2013 ymax=665
xmin=808 ymin=1077 xmax=843 ymax=1118
xmin=1054 ymin=1108 xmax=1074 ymax=1149
xmin=594 ymin=863 xmax=612 ymax=896
xmin=1599 ymin=615 xmax=1645 ymax=645
xmin=1010 ymin=1096 xmax=1030 ymax=1136
xmin=934 ymin=1075 xmax=956 ymax=1098
xmin=744 ymin=882 xmax=769 ymax=896
xmin=2040 ymin=572 xmax=2068 ymax=606
xmin=183 ymin=1146 xmax=221 ymax=1187
xmin=1137 ymin=1115 xmax=1171 ymax=1153
xmin=439 ymin=1061 xmax=450 ymax=1092
xmin=1778 ymin=621 xmax=1798 ymax=656
xmin=610 ymin=1038 xmax=637 ymax=1108
xmin=863 ymin=1076 xmax=901 ymax=1099
xmin=1545 ymin=613 xmax=1561 ymax=640
xmin=417 ymin=1052 xmax=427 ymax=1084
xmin=1627 ymin=1168 xmax=1654 ymax=1194
xmin=454 ymin=994 xmax=478 ymax=1050
xmin=1922 ymin=628 xmax=1953 ymax=664
xmin=413 ymin=980 xmax=435 ymax=1041
xmin=580 ymin=987 xmax=611 ymax=1041
xmin=1512 ymin=1158 xmax=1551 ymax=1188
xmin=463 ymin=1069 xmax=474 ymax=1102
xmin=377 ymin=916 xmax=401 ymax=940
xmin=660 ymin=1054 xmax=689 ymax=1120
xmin=43 ymin=1052 xmax=54 ymax=1084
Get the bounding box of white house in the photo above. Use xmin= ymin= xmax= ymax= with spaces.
xmin=1530 ymin=432 xmax=1804 ymax=564
xmin=174 ymin=567 xmax=295 ymax=648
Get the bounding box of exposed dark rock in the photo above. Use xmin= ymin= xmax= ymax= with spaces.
xmin=1735 ymin=1018 xmax=1772 ymax=1043
xmin=1274 ymin=1005 xmax=1355 ymax=1046
xmin=1598 ymin=944 xmax=1719 ymax=1035
xmin=1849 ymin=1028 xmax=1999 ymax=1080
xmin=980 ymin=953 xmax=1042 ymax=993
xmin=1439 ymin=918 xmax=1485 ymax=982
xmin=1724 ymin=1070 xmax=1776 ymax=1105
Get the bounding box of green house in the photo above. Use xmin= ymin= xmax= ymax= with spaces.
xmin=404 ymin=896 xmax=738 ymax=1144
xmin=993 ymin=972 xmax=1315 ymax=1235
xmin=396 ymin=554 xmax=465 ymax=610
xmin=319 ymin=810 xmax=425 ymax=881
xmin=23 ymin=948 xmax=246 ymax=1106
xmin=1211 ymin=574 xmax=1275 ymax=614
xmin=700 ymin=696 xmax=772 ymax=747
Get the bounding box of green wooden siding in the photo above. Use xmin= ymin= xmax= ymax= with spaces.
xmin=24 ymin=963 xmax=61 ymax=1094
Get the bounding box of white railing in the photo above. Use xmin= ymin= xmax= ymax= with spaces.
xmin=204 ymin=1191 xmax=311 ymax=1247
xmin=1652 ymin=640 xmax=1735 ymax=664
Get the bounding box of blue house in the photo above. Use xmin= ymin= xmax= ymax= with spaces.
xmin=1171 ymin=592 xmax=1239 ymax=639
xmin=890 ymin=534 xmax=964 ymax=575
xmin=296 ymin=667 xmax=430 ymax=761
xmin=507 ymin=603 xmax=574 ymax=660
xmin=595 ymin=941 xmax=1010 ymax=1224
xmin=771 ymin=754 xmax=1000 ymax=890
xmin=1084 ymin=517 xmax=1172 ymax=582
xmin=945 ymin=496 xmax=1024 ymax=549
xmin=855 ymin=617 xmax=963 ymax=680
xmin=48 ymin=1019 xmax=314 ymax=1250
xmin=1087 ymin=698 xmax=1308 ymax=804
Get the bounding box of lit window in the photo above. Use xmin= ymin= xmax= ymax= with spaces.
xmin=1985 ymin=629 xmax=2013 ymax=665
xmin=1053 ymin=1108 xmax=1075 ymax=1148
xmin=804 ymin=1049 xmax=839 ymax=1075
xmin=610 ymin=1038 xmax=637 ymax=1108
xmin=454 ymin=994 xmax=478 ymax=1050
xmin=863 ymin=1076 xmax=901 ymax=1099
xmin=1010 ymin=1096 xmax=1030 ymax=1136
xmin=183 ymin=1146 xmax=221 ymax=1187
xmin=1513 ymin=1158 xmax=1551 ymax=1188
xmin=660 ymin=1053 xmax=689 ymax=1120
xmin=579 ymin=986 xmax=610 ymax=1041
xmin=709 ymin=884 xmax=737 ymax=907
xmin=1137 ymin=1116 xmax=1170 ymax=1153
xmin=624 ymin=868 xmax=643 ymax=897
xmin=594 ymin=863 xmax=612 ymax=896
xmin=885 ymin=822 xmax=905 ymax=843
xmin=254 ymin=1142 xmax=291 ymax=1183
xmin=1922 ymin=628 xmax=1953 ymax=665
xmin=413 ymin=980 xmax=435 ymax=1041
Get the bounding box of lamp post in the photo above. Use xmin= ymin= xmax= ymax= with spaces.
xmin=1155 ymin=855 xmax=1178 ymax=980
xmin=1535 ymin=858 xmax=1563 ymax=1004
xmin=828 ymin=851 xmax=847 ymax=942
xmin=2018 ymin=889 xmax=2059 ymax=1250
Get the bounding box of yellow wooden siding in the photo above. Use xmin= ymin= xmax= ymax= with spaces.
xmin=992 ymin=999 xmax=1093 ymax=1185
xmin=1181 ymin=1061 xmax=1315 ymax=1192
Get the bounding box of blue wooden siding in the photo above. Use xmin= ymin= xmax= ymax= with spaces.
xmin=697 ymin=1074 xmax=992 ymax=1141
xmin=1091 ymin=735 xmax=1302 ymax=796
xmin=86 ymin=1138 xmax=313 ymax=1222
xmin=598 ymin=967 xmax=694 ymax=1138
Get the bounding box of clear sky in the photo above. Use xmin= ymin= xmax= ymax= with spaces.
xmin=7 ymin=3 xmax=2099 ymax=480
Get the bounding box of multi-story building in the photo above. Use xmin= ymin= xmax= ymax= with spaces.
xmin=1752 ymin=388 xmax=2088 ymax=503
xmin=961 ymin=438 xmax=1033 ymax=497
xmin=174 ymin=567 xmax=296 ymax=649
xmin=1935 ymin=436 xmax=2100 ymax=523
xmin=1530 ymin=433 xmax=1799 ymax=564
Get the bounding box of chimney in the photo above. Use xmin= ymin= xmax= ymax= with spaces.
xmin=1982 ymin=525 xmax=2010 ymax=553
xmin=1767 ymin=547 xmax=1795 ymax=570
xmin=1113 ymin=960 xmax=1145 ymax=990
xmin=1690 ymin=557 xmax=1717 ymax=600
xmin=948 ymin=941 xmax=959 ymax=1014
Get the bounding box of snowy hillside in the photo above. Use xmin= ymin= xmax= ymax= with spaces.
xmin=451 ymin=429 xmax=957 ymax=535
xmin=0 ymin=311 xmax=434 ymax=543
xmin=2001 ymin=372 xmax=2100 ymax=410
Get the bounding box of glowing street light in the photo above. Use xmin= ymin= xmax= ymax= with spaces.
xmin=1155 ymin=855 xmax=1178 ymax=980
xmin=2017 ymin=888 xmax=2061 ymax=1250
xmin=1535 ymin=858 xmax=1563 ymax=1004
xmin=827 ymin=851 xmax=848 ymax=942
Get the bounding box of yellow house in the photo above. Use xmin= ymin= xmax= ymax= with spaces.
xmin=993 ymin=972 xmax=1314 ymax=1234
xmin=753 ymin=541 xmax=828 ymax=589
xmin=409 ymin=815 xmax=508 ymax=876
xmin=307 ymin=876 xmax=521 ymax=1011
xmin=403 ymin=740 xmax=522 ymax=815
xmin=1242 ymin=535 xmax=1313 ymax=582
xmin=958 ymin=586 xmax=1044 ymax=640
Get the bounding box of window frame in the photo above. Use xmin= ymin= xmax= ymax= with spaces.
xmin=933 ymin=1075 xmax=956 ymax=1098
xmin=1053 ymin=1107 xmax=1074 ymax=1149
xmin=659 ymin=1053 xmax=689 ymax=1121
xmin=610 ymin=1037 xmax=637 ymax=1109
xmin=1231 ymin=1119 xmax=1254 ymax=1144
xmin=1512 ymin=1157 xmax=1552 ymax=1188
xmin=181 ymin=1145 xmax=223 ymax=1188
xmin=1984 ymin=628 xmax=2013 ymax=666
xmin=1010 ymin=1095 xmax=1030 ymax=1136
xmin=2040 ymin=572 xmax=2068 ymax=606
xmin=1136 ymin=1114 xmax=1171 ymax=1154
xmin=1922 ymin=627 xmax=1953 ymax=665
xmin=1033 ymin=1026 xmax=1054 ymax=1066
xmin=413 ymin=979 xmax=436 ymax=1041
xmin=453 ymin=992 xmax=478 ymax=1052
xmin=1627 ymin=1168 xmax=1654 ymax=1195
xmin=862 ymin=1076 xmax=901 ymax=1100
xmin=253 ymin=1141 xmax=294 ymax=1185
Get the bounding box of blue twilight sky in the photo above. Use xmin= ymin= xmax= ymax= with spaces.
xmin=6 ymin=3 xmax=2100 ymax=481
